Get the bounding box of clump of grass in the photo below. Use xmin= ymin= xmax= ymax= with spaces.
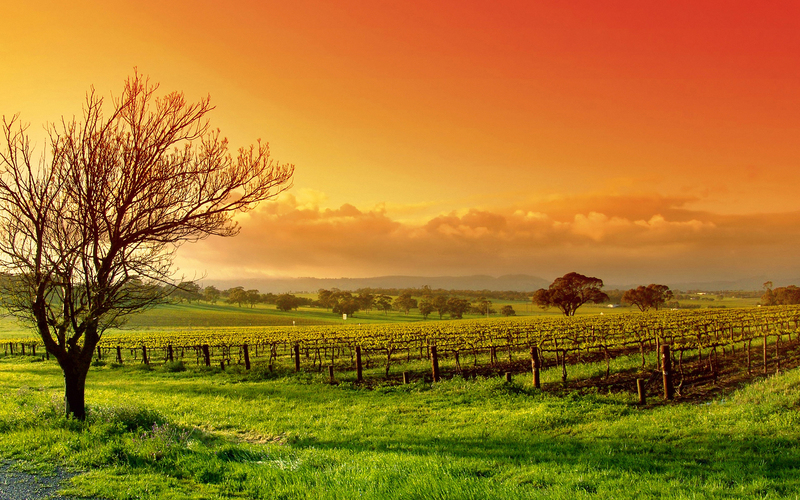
xmin=89 ymin=405 xmax=165 ymax=432
xmin=162 ymin=360 xmax=186 ymax=373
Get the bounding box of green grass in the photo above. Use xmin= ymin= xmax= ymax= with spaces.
xmin=1 ymin=353 xmax=800 ymax=499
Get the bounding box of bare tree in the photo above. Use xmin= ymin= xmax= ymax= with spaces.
xmin=0 ymin=73 xmax=294 ymax=419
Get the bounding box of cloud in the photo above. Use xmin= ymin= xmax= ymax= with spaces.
xmin=174 ymin=193 xmax=800 ymax=283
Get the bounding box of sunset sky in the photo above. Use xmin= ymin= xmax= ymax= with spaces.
xmin=2 ymin=1 xmax=800 ymax=284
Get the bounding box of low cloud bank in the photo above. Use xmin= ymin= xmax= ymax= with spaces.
xmin=175 ymin=193 xmax=800 ymax=283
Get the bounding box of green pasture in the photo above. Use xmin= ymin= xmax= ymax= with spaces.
xmin=1 ymin=350 xmax=799 ymax=499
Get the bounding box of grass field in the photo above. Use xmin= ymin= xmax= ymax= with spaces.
xmin=1 ymin=351 xmax=799 ymax=499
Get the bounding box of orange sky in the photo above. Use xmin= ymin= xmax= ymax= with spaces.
xmin=2 ymin=1 xmax=800 ymax=284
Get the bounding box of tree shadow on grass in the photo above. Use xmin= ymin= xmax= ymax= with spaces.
xmin=290 ymin=430 xmax=800 ymax=493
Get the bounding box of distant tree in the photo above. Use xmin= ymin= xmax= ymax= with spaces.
xmin=432 ymin=295 xmax=449 ymax=319
xmin=332 ymin=292 xmax=360 ymax=316
xmin=622 ymin=284 xmax=674 ymax=312
xmin=275 ymin=293 xmax=300 ymax=311
xmin=245 ymin=289 xmax=261 ymax=308
xmin=357 ymin=292 xmax=375 ymax=312
xmin=446 ymin=297 xmax=471 ymax=319
xmin=761 ymin=281 xmax=776 ymax=306
xmin=203 ymin=286 xmax=221 ymax=304
xmin=260 ymin=292 xmax=278 ymax=305
xmin=500 ymin=305 xmax=516 ymax=317
xmin=376 ymin=294 xmax=392 ymax=315
xmin=317 ymin=289 xmax=334 ymax=310
xmin=418 ymin=300 xmax=434 ymax=319
xmin=226 ymin=287 xmax=247 ymax=307
xmin=173 ymin=281 xmax=202 ymax=303
xmin=393 ymin=291 xmax=418 ymax=315
xmin=766 ymin=285 xmax=800 ymax=305
xmin=532 ymin=272 xmax=609 ymax=316
xmin=471 ymin=297 xmax=494 ymax=316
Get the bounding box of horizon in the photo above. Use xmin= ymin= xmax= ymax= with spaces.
xmin=3 ymin=2 xmax=800 ymax=284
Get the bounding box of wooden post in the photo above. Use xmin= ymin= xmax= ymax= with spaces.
xmin=403 ymin=371 xmax=409 ymax=384
xmin=560 ymin=350 xmax=567 ymax=384
xmin=167 ymin=345 xmax=174 ymax=363
xmin=294 ymin=344 xmax=301 ymax=372
xmin=116 ymin=346 xmax=122 ymax=364
xmin=430 ymin=346 xmax=440 ymax=382
xmin=763 ymin=334 xmax=768 ymax=374
xmin=637 ymin=378 xmax=646 ymax=405
xmin=243 ymin=344 xmax=251 ymax=370
xmin=31 ymin=344 xmax=36 ymax=357
xmin=356 ymin=345 xmax=363 ymax=382
xmin=655 ymin=336 xmax=661 ymax=370
xmin=21 ymin=344 xmax=25 ymax=355
xmin=220 ymin=360 xmax=225 ymax=370
xmin=776 ymin=334 xmax=781 ymax=373
xmin=201 ymin=344 xmax=210 ymax=366
xmin=531 ymin=346 xmax=541 ymax=389
xmin=96 ymin=346 xmax=101 ymax=360
xmin=505 ymin=372 xmax=512 ymax=383
xmin=142 ymin=345 xmax=149 ymax=365
xmin=328 ymin=365 xmax=335 ymax=384
xmin=661 ymin=345 xmax=674 ymax=400
xmin=747 ymin=339 xmax=751 ymax=374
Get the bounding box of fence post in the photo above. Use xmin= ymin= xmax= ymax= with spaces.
xmin=637 ymin=378 xmax=646 ymax=405
xmin=328 ymin=365 xmax=335 ymax=384
xmin=142 ymin=345 xmax=149 ymax=365
xmin=96 ymin=346 xmax=101 ymax=360
xmin=403 ymin=371 xmax=409 ymax=384
xmin=661 ymin=345 xmax=674 ymax=400
xmin=430 ymin=346 xmax=440 ymax=382
xmin=167 ymin=345 xmax=174 ymax=363
xmin=294 ymin=344 xmax=301 ymax=372
xmin=21 ymin=344 xmax=25 ymax=355
xmin=356 ymin=345 xmax=363 ymax=382
xmin=505 ymin=372 xmax=512 ymax=383
xmin=243 ymin=344 xmax=251 ymax=370
xmin=31 ymin=344 xmax=36 ymax=357
xmin=763 ymin=334 xmax=768 ymax=374
xmin=116 ymin=346 xmax=123 ymax=364
xmin=202 ymin=344 xmax=211 ymax=367
xmin=530 ymin=346 xmax=541 ymax=389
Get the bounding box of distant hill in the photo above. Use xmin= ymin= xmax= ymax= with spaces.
xmin=609 ymin=276 xmax=795 ymax=293
xmin=200 ymin=274 xmax=552 ymax=294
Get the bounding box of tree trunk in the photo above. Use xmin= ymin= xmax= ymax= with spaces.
xmin=39 ymin=315 xmax=99 ymax=421
xmin=61 ymin=362 xmax=90 ymax=420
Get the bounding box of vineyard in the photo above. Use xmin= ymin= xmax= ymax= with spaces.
xmin=6 ymin=306 xmax=800 ymax=399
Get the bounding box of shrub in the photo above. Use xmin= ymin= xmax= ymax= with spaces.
xmin=163 ymin=360 xmax=187 ymax=372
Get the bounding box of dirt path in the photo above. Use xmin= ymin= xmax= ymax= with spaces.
xmin=0 ymin=462 xmax=79 ymax=500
